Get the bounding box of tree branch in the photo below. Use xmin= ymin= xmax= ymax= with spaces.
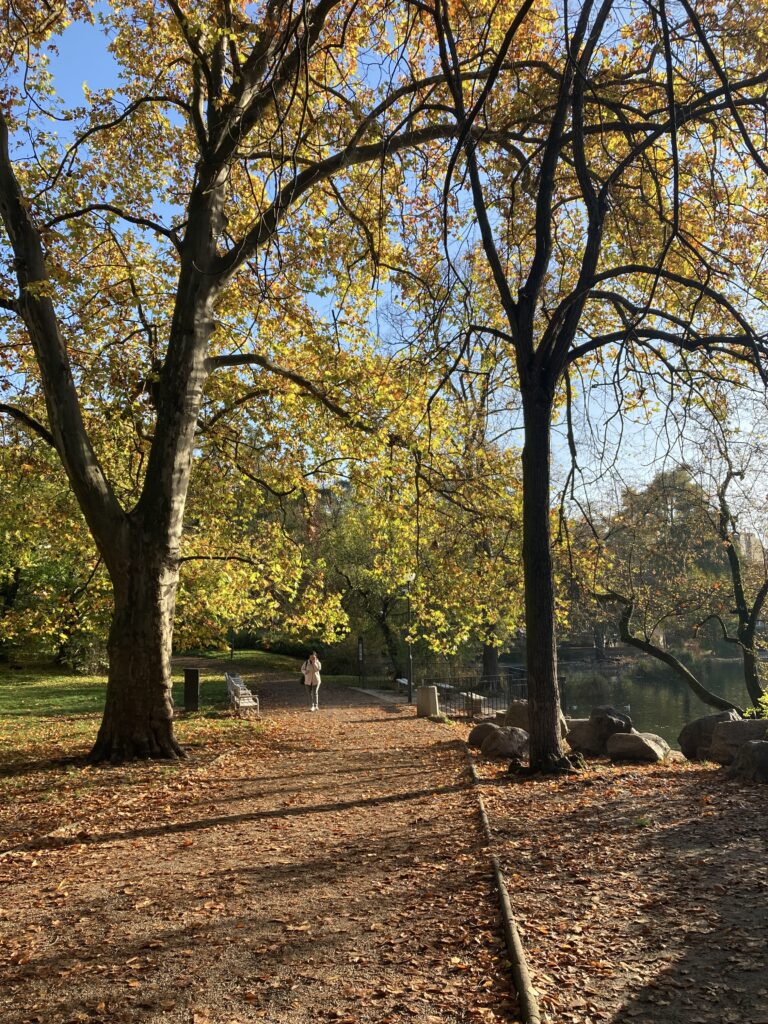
xmin=45 ymin=204 xmax=183 ymax=250
xmin=596 ymin=590 xmax=743 ymax=713
xmin=214 ymin=123 xmax=462 ymax=281
xmin=0 ymin=108 xmax=124 ymax=544
xmin=204 ymin=352 xmax=380 ymax=434
xmin=0 ymin=403 xmax=55 ymax=447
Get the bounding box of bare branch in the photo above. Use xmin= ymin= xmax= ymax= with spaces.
xmin=45 ymin=204 xmax=183 ymax=251
xmin=0 ymin=403 xmax=55 ymax=447
xmin=596 ymin=591 xmax=743 ymax=712
xmin=204 ymin=351 xmax=379 ymax=434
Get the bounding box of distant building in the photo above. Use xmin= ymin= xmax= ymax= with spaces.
xmin=736 ymin=531 xmax=765 ymax=566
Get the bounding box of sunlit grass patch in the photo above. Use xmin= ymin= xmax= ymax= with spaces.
xmin=0 ymin=659 xmax=274 ymax=778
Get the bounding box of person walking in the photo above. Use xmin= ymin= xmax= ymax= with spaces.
xmin=301 ymin=651 xmax=322 ymax=711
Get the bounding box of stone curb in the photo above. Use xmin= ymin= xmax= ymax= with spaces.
xmin=464 ymin=748 xmax=542 ymax=1024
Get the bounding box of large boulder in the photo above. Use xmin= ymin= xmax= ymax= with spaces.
xmin=727 ymin=740 xmax=768 ymax=783
xmin=480 ymin=726 xmax=529 ymax=760
xmin=590 ymin=705 xmax=633 ymax=748
xmin=565 ymin=719 xmax=603 ymax=756
xmin=607 ymin=731 xmax=670 ymax=763
xmin=710 ymin=719 xmax=768 ymax=765
xmin=678 ymin=709 xmax=742 ymax=761
xmin=468 ymin=721 xmax=502 ymax=750
xmin=566 ymin=706 xmax=633 ymax=756
xmin=500 ymin=699 xmax=569 ymax=738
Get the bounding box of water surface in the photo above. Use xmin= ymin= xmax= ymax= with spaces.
xmin=560 ymin=657 xmax=756 ymax=748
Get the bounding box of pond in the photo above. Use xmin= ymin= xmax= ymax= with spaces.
xmin=560 ymin=657 xmax=757 ymax=748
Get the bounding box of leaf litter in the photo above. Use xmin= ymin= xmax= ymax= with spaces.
xmin=471 ymin=746 xmax=768 ymax=1024
xmin=0 ymin=683 xmax=518 ymax=1023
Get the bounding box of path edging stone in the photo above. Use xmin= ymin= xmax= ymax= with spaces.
xmin=464 ymin=748 xmax=542 ymax=1024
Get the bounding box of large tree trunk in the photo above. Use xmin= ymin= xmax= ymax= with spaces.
xmin=89 ymin=534 xmax=183 ymax=764
xmin=593 ymin=622 xmax=607 ymax=661
xmin=521 ymin=385 xmax=566 ymax=771
xmin=482 ymin=643 xmax=499 ymax=680
xmin=86 ymin=168 xmax=225 ymax=763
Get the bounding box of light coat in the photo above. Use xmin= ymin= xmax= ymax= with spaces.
xmin=301 ymin=657 xmax=322 ymax=686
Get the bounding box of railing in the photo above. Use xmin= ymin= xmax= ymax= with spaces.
xmin=418 ymin=669 xmax=528 ymax=719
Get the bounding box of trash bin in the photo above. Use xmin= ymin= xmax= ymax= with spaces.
xmin=184 ymin=668 xmax=200 ymax=712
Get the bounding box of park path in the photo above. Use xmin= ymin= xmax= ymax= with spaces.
xmin=0 ymin=681 xmax=517 ymax=1024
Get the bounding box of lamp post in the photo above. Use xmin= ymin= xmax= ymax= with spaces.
xmin=405 ymin=573 xmax=415 ymax=704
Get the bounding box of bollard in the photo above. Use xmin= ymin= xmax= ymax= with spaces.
xmin=416 ymin=685 xmax=440 ymax=718
xmin=184 ymin=668 xmax=200 ymax=711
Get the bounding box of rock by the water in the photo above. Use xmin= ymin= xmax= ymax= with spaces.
xmin=565 ymin=720 xmax=603 ymax=756
xmin=501 ymin=698 xmax=569 ymax=737
xmin=727 ymin=740 xmax=768 ymax=783
xmin=481 ymin=726 xmax=530 ymax=760
xmin=468 ymin=721 xmax=501 ymax=749
xmin=590 ymin=705 xmax=633 ymax=748
xmin=566 ymin=706 xmax=632 ymax=756
xmin=678 ymin=709 xmax=742 ymax=761
xmin=501 ymin=699 xmax=529 ymax=730
xmin=607 ymin=731 xmax=670 ymax=763
xmin=666 ymin=750 xmax=688 ymax=764
xmin=710 ymin=719 xmax=768 ymax=765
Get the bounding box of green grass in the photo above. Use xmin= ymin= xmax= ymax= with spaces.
xmin=0 ymin=652 xmax=399 ymax=771
xmin=184 ymin=648 xmax=300 ymax=672
xmin=0 ymin=667 xmax=106 ymax=718
xmin=0 ymin=665 xmax=232 ymax=720
xmin=0 ymin=650 xmax=294 ymax=767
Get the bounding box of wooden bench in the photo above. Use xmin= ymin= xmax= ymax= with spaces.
xmin=225 ymin=672 xmax=260 ymax=715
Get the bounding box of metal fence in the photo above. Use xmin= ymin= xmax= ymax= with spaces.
xmin=418 ymin=669 xmax=528 ymax=720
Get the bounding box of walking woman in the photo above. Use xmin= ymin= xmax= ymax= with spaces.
xmin=301 ymin=651 xmax=322 ymax=711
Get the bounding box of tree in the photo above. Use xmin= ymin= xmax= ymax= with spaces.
xmin=588 ymin=469 xmax=743 ymax=711
xmin=581 ymin=397 xmax=768 ymax=711
xmin=422 ymin=0 xmax=768 ymax=769
xmin=0 ymin=397 xmax=348 ymax=666
xmin=0 ymin=1 xmax=468 ymax=760
xmin=0 ymin=423 xmax=112 ymax=667
xmin=315 ymin=338 xmax=526 ymax=677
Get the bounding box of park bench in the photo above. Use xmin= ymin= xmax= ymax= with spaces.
xmin=225 ymin=672 xmax=260 ymax=714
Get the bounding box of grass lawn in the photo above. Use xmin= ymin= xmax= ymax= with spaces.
xmin=0 ymin=653 xmax=274 ymax=774
xmin=0 ymin=651 xmax=397 ymax=775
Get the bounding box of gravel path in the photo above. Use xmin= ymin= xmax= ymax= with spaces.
xmin=0 ymin=681 xmax=518 ymax=1024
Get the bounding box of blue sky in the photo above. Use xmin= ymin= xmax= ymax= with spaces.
xmin=28 ymin=5 xmax=723 ymax=502
xmin=48 ymin=13 xmax=118 ymax=109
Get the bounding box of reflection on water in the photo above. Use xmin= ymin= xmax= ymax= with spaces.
xmin=560 ymin=657 xmax=754 ymax=748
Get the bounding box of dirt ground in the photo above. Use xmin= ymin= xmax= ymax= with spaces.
xmin=2 ymin=677 xmax=767 ymax=1024
xmin=473 ymin=754 xmax=768 ymax=1024
xmin=0 ymin=681 xmax=516 ymax=1024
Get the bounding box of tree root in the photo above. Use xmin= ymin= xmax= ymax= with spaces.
xmin=87 ymin=727 xmax=186 ymax=765
xmin=507 ymin=754 xmax=582 ymax=777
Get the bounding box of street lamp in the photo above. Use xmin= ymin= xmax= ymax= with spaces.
xmin=405 ymin=573 xmax=415 ymax=704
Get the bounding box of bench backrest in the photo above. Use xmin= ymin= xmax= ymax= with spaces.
xmin=226 ymin=672 xmax=249 ymax=693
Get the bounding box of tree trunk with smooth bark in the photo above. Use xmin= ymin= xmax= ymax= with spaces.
xmin=379 ymin=614 xmax=405 ymax=679
xmin=741 ymin=646 xmax=765 ymax=707
xmin=520 ymin=383 xmax=566 ymax=770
